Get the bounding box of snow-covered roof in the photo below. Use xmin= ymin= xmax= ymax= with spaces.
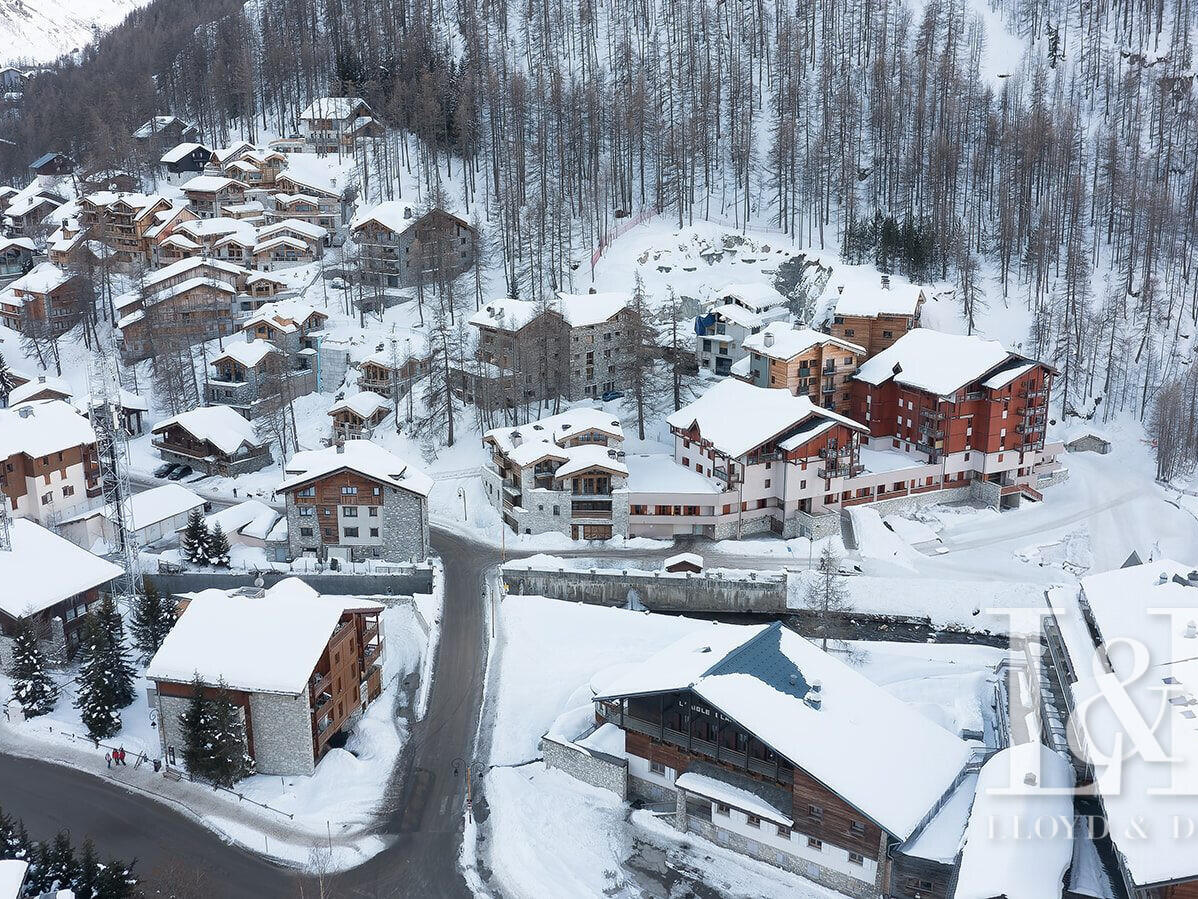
xmin=7 ymin=375 xmax=72 ymax=405
xmin=159 ymin=142 xmax=210 ymax=164
xmin=556 ymin=292 xmax=630 ymax=328
xmin=300 ymin=97 xmax=369 ymax=121
xmin=0 ymin=236 xmax=36 ymax=253
xmin=624 ymin=453 xmax=722 ymax=495
xmin=663 ymin=551 xmax=704 ymax=569
xmin=258 ymin=218 xmax=327 ymax=241
xmin=676 ymin=770 xmax=793 ymax=826
xmin=715 ymin=282 xmax=788 ymax=313
xmin=62 ymin=483 xmax=206 ymax=531
xmin=146 ymin=580 xmax=349 ymax=694
xmin=982 ymin=361 xmax=1036 ymax=390
xmin=210 ymin=140 xmax=255 ymax=164
xmin=212 ymin=339 xmax=278 ymax=369
xmin=0 ymin=519 xmax=123 ymax=619
xmin=1061 ymin=561 xmax=1198 ymax=887
xmin=853 ymin=329 xmax=1017 ymax=396
xmin=177 ymin=217 xmax=254 ymax=240
xmin=329 ymin=392 xmax=393 ymax=420
xmin=180 ymin=175 xmax=245 ymax=194
xmin=241 ymin=299 xmax=326 ymax=334
xmin=254 ymin=235 xmax=308 ymax=254
xmin=5 ymin=192 xmax=59 ymax=219
xmin=666 ymin=379 xmax=866 ymax=458
xmin=825 ymin=266 xmax=925 ymax=317
xmin=709 ymin=302 xmax=780 ymax=330
xmin=350 ymin=200 xmax=416 ymax=235
xmin=742 ymin=322 xmax=865 ymax=360
xmin=955 ymin=744 xmax=1075 ymax=899
xmin=279 ymin=439 xmax=433 ymax=497
xmin=204 ymin=499 xmax=280 ymax=541
xmin=0 ymin=859 xmax=28 ymax=899
xmin=898 ymin=771 xmax=977 ymax=864
xmin=144 ymin=255 xmax=244 ymax=290
xmin=8 ymin=262 xmax=71 ymax=296
xmin=151 ymin=405 xmax=263 ymax=455
xmin=595 ymin=621 xmax=971 ymax=839
xmin=159 ymin=234 xmax=201 ymax=251
xmin=468 ymin=297 xmax=541 ymax=332
xmin=0 ymin=400 xmax=95 ymax=459
xmin=485 ymin=407 xmax=624 ymax=457
xmin=133 ymin=115 xmax=193 ymax=139
xmin=552 ymin=444 xmax=629 ymax=479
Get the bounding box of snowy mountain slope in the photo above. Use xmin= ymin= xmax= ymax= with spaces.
xmin=0 ymin=0 xmax=150 ymax=65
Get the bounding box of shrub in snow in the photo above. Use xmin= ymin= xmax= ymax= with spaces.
xmin=130 ymin=576 xmax=176 ymax=660
xmin=181 ymin=509 xmax=210 ymax=565
xmin=7 ymin=618 xmax=58 ymax=717
xmin=803 ymin=545 xmax=851 ymax=652
xmin=177 ymin=674 xmax=253 ymax=787
xmin=74 ymin=616 xmax=123 ymax=740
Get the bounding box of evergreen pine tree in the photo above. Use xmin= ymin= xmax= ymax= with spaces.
xmin=177 ymin=673 xmax=213 ymax=779
xmin=75 ymin=839 xmax=101 ymax=899
xmin=0 ymin=805 xmax=31 ymax=861
xmin=94 ymin=857 xmax=138 ymax=899
xmin=205 ymin=679 xmax=254 ymax=788
xmin=74 ymin=616 xmax=122 ymax=740
xmin=40 ymin=831 xmax=78 ymax=895
xmin=95 ymin=595 xmax=136 ymax=708
xmin=8 ymin=618 xmax=58 ymax=716
xmin=206 ymin=522 xmax=231 ymax=568
xmin=129 ymin=575 xmax=175 ymax=660
xmin=180 ymin=509 xmax=209 ymax=565
xmin=0 ymin=352 xmax=14 ymax=406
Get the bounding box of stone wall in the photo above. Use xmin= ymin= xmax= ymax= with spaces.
xmin=967 ymin=478 xmax=1002 ymax=510
xmin=503 ymin=565 xmax=787 ymax=613
xmin=541 ymin=735 xmax=628 ymax=797
xmin=868 ymin=483 xmax=975 ymax=517
xmin=249 ymin=691 xmax=316 ymax=776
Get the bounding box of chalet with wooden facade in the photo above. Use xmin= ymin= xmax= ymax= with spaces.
xmin=0 ymin=236 xmax=35 ymax=278
xmin=482 ymin=408 xmax=630 ymax=540
xmin=0 ymin=519 xmax=123 ymax=663
xmin=205 ymin=339 xmax=291 ymax=419
xmin=825 ymin=271 xmax=925 ymax=359
xmin=29 ymin=152 xmax=74 ymax=178
xmin=78 ymin=191 xmax=178 ymax=265
xmin=133 ymin=116 xmax=199 ymax=151
xmin=0 ymin=400 xmax=100 ymax=526
xmin=8 ymin=375 xmax=71 ymax=406
xmin=277 ymin=440 xmax=431 ymax=565
xmin=350 ymin=202 xmax=477 ymax=288
xmin=735 ymin=323 xmax=865 ymax=416
xmin=180 ymin=175 xmax=248 ymax=218
xmin=0 ymin=262 xmax=80 ymax=335
xmin=160 ymin=142 xmax=213 ymax=175
xmin=299 ymin=97 xmax=375 ymax=154
xmin=329 ymin=393 xmax=393 ymax=440
xmin=151 ymin=405 xmax=272 ymax=476
xmin=579 ymin=621 xmax=972 ymax=897
xmin=2 ymin=185 xmax=63 ymax=236
xmin=147 ymin=579 xmax=384 ymax=776
xmin=270 ymin=171 xmax=344 ymax=231
xmin=357 ymin=344 xmax=431 ymax=399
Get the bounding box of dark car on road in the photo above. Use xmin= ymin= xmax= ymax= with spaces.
xmin=167 ymin=464 xmax=193 ymax=481
xmin=153 ymin=462 xmax=179 ymax=479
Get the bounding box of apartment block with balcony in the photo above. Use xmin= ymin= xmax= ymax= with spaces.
xmin=146 ymin=579 xmax=385 ymax=776
xmin=694 ymin=283 xmax=792 ymax=376
xmin=734 ymin=322 xmax=865 ymax=416
xmin=482 ymin=408 xmax=630 ymax=540
xmin=350 ymin=202 xmax=476 ymax=289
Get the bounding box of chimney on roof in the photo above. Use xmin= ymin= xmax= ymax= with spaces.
xmin=763 ymin=332 xmax=775 ymax=348
xmin=881 ymin=274 xmax=890 ymax=289
xmin=1023 ymin=772 xmax=1038 ymax=787
xmin=1186 ymin=621 xmax=1198 ymax=640
xmin=1159 ymin=572 xmax=1170 ymax=585
xmin=17 ymin=406 xmax=33 ymax=418
xmin=837 ymin=285 xmax=845 ymax=295
xmin=37 ymin=375 xmax=45 ymax=383
xmin=335 ymin=438 xmax=345 ymax=454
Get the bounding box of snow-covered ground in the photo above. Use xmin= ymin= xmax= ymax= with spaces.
xmin=0 ymin=0 xmax=151 ymax=65
xmin=472 ymin=595 xmax=1005 ymax=897
xmin=0 ymin=594 xmax=437 ymax=870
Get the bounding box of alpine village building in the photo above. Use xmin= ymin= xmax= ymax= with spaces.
xmin=0 ymin=400 xmax=101 ymax=526
xmin=146 ymin=578 xmax=384 ymax=776
xmin=350 ymin=201 xmax=477 ymax=288
xmin=277 ymin=440 xmax=432 ymax=566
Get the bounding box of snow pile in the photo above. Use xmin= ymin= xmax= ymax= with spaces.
xmin=849 ymin=506 xmax=920 ymax=571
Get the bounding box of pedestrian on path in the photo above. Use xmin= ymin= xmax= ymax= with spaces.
xmin=117 ymin=746 xmax=127 ymax=766
xmin=105 ymin=752 xmax=111 ymax=769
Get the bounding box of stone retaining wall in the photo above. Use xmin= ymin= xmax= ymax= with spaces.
xmin=541 ymin=735 xmax=628 ymax=797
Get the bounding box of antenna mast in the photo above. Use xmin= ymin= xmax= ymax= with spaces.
xmin=87 ymin=352 xmax=139 ymax=606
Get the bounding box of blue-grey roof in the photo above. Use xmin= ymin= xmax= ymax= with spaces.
xmin=29 ymin=152 xmax=64 ymax=169
xmin=701 ymin=621 xmax=811 ymax=700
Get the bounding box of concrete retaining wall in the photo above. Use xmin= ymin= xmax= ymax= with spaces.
xmin=146 ymin=567 xmax=434 ymax=598
xmin=503 ymin=565 xmax=787 ymax=613
xmin=541 ymin=735 xmax=628 ymax=797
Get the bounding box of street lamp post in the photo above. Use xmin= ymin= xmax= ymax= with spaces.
xmin=458 ymin=485 xmax=467 ymax=521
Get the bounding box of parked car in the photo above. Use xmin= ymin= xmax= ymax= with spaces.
xmin=153 ymin=462 xmax=179 ymax=479
xmin=601 ymin=389 xmax=625 ymax=402
xmin=167 ymin=464 xmax=193 ymax=481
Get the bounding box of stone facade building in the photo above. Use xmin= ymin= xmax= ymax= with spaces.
xmin=146 ymin=579 xmax=384 ymax=776
xmin=277 ymin=440 xmax=431 ymax=565
xmin=350 ymin=202 xmax=476 ymax=288
xmin=151 ymin=405 xmax=273 ymax=476
xmin=482 ymin=408 xmax=630 ymax=540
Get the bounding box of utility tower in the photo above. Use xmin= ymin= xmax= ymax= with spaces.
xmin=87 ymin=352 xmax=140 ymax=607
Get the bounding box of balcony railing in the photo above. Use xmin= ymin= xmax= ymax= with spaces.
xmin=920 ymin=408 xmax=947 ymax=420
xmin=601 ymin=709 xmax=782 ymax=781
xmin=1020 ymin=388 xmax=1047 ymax=399
xmin=918 ymin=425 xmax=944 ymax=439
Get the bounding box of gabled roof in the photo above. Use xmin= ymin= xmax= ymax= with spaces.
xmin=484 ymin=407 xmax=624 ymax=457
xmin=468 ymin=297 xmax=543 ymax=332
xmin=595 ymin=621 xmax=971 ymax=839
xmin=0 ymin=520 xmax=123 ymax=619
xmin=329 ymin=392 xmax=393 ymax=420
xmin=160 ymin=142 xmax=211 ymax=164
xmin=827 ymin=267 xmax=925 ymax=318
xmin=666 ymin=379 xmax=866 ymax=458
xmin=853 ymin=329 xmax=1025 ymax=397
xmin=180 ymin=175 xmax=245 ymax=194
xmin=152 ymin=405 xmax=263 ymax=455
xmin=300 ymin=97 xmax=370 ymax=120
xmin=7 ymin=374 xmax=71 ymax=405
xmin=743 ymin=322 xmax=865 ymax=360
xmin=556 ymin=291 xmax=630 ymax=328
xmin=133 ymin=115 xmax=194 ymax=139
xmin=278 ymin=439 xmax=432 ymax=497
xmin=714 ymin=282 xmax=788 ymax=313
xmin=211 ymin=339 xmax=279 ymax=369
xmin=0 ymin=400 xmax=95 ymax=459
xmin=29 ymin=151 xmax=69 ymax=170
xmin=144 ymin=255 xmax=245 ymax=290
xmin=7 ymin=262 xmax=71 ymax=296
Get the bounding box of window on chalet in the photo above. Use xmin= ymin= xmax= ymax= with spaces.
xmin=649 ymin=760 xmax=665 ymax=775
xmin=300 ymin=527 xmax=313 ymax=537
xmin=775 ymin=825 xmax=791 ymax=839
xmin=849 ymin=820 xmax=866 ymax=836
xmin=806 ymin=837 xmax=822 ymax=850
xmin=343 ymin=527 xmax=359 ymax=538
xmin=299 ymin=486 xmax=315 ymax=497
xmin=844 ymin=328 xmax=854 ymax=336
xmin=745 ymin=815 xmax=761 ymax=829
xmin=370 ymin=528 xmax=379 ymax=538
xmin=849 ymin=852 xmax=865 ymax=866
xmin=341 ymin=486 xmax=358 ymax=495
xmin=368 ymin=507 xmax=378 ymax=517
xmin=808 ymin=804 xmax=823 ymax=819
xmin=716 ymin=803 xmax=730 ymax=817
xmin=343 ymin=507 xmax=358 ymax=517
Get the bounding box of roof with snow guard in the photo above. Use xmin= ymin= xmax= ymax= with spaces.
xmin=0 ymin=400 xmax=95 ymax=459
xmin=484 ymin=408 xmax=625 ymax=472
xmin=853 ymin=329 xmax=1032 ymax=397
xmin=743 ymin=322 xmax=865 ymax=360
xmin=667 ymin=379 xmax=866 ymax=459
xmin=151 ymin=405 xmax=264 ymax=455
xmin=594 ymin=621 xmax=971 ymax=839
xmin=0 ymin=519 xmax=123 ymax=619
xmin=278 ymin=439 xmax=433 ymax=497
xmin=146 ymin=579 xmax=381 ymax=694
